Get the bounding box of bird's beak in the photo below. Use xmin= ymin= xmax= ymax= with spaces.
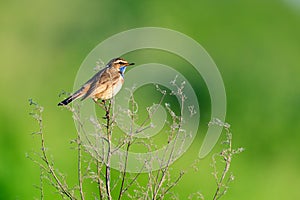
xmin=128 ymin=62 xmax=135 ymax=66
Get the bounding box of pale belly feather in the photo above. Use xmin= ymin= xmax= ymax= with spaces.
xmin=93 ymin=76 xmax=124 ymax=100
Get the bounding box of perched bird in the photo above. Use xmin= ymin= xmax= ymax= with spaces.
xmin=58 ymin=58 xmax=134 ymax=106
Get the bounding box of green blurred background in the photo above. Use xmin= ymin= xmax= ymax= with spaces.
xmin=1 ymin=0 xmax=300 ymax=199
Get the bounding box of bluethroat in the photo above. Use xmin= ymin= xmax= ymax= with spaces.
xmin=58 ymin=58 xmax=134 ymax=106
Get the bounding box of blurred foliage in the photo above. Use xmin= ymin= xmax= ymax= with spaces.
xmin=0 ymin=0 xmax=300 ymax=199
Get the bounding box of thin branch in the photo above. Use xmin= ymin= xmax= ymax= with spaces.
xmin=77 ymin=137 xmax=85 ymax=200
xmin=97 ymin=161 xmax=104 ymax=200
xmin=212 ymin=136 xmax=232 ymax=200
xmin=153 ymin=85 xmax=185 ymax=199
xmin=122 ymin=164 xmax=144 ymax=195
xmin=104 ymin=100 xmax=113 ymax=200
xmin=30 ymin=103 xmax=76 ymax=199
xmin=71 ymin=104 xmax=104 ymax=164
xmin=117 ymin=141 xmax=131 ymax=200
xmin=118 ymin=92 xmax=136 ymax=200
xmin=39 ymin=166 xmax=44 ymax=200
xmin=210 ymin=119 xmax=244 ymax=200
xmin=134 ymin=90 xmax=166 ymax=134
xmin=158 ymin=171 xmax=185 ymax=199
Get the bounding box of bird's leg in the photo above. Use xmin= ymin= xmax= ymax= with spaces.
xmin=102 ymin=100 xmax=108 ymax=112
xmin=104 ymin=100 xmax=111 ymax=120
xmin=93 ymin=98 xmax=104 ymax=109
xmin=93 ymin=99 xmax=111 ymax=122
xmin=96 ymin=100 xmax=110 ymax=120
xmin=93 ymin=98 xmax=109 ymax=115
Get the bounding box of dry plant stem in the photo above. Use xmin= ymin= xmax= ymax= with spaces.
xmin=158 ymin=171 xmax=185 ymax=199
xmin=135 ymin=91 xmax=166 ymax=134
xmin=104 ymin=100 xmax=112 ymax=200
xmin=77 ymin=135 xmax=85 ymax=200
xmin=117 ymin=141 xmax=131 ymax=200
xmin=121 ymin=162 xmax=145 ymax=195
xmin=117 ymin=143 xmax=146 ymax=199
xmin=39 ymin=166 xmax=44 ymax=200
xmin=69 ymin=104 xmax=101 ymax=199
xmin=118 ymin=93 xmax=135 ymax=200
xmin=34 ymin=105 xmax=75 ymax=199
xmin=146 ymin=171 xmax=154 ymax=199
xmin=118 ymin=90 xmax=166 ymax=199
xmin=70 ymin=104 xmax=101 ymax=160
xmin=93 ymin=99 xmax=113 ymax=200
xmin=152 ymin=92 xmax=185 ymax=199
xmin=97 ymin=161 xmax=104 ymax=200
xmin=212 ymin=130 xmax=232 ymax=200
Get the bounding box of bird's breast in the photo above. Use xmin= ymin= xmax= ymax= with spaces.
xmin=112 ymin=76 xmax=124 ymax=96
xmin=94 ymin=76 xmax=124 ymax=100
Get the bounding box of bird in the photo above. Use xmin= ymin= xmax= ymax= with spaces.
xmin=58 ymin=57 xmax=134 ymax=106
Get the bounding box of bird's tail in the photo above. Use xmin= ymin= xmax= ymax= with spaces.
xmin=58 ymin=92 xmax=82 ymax=106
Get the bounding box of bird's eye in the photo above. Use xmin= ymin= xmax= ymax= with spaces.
xmin=118 ymin=61 xmax=126 ymax=65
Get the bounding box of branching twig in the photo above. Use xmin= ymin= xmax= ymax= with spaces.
xmin=39 ymin=166 xmax=44 ymax=200
xmin=77 ymin=136 xmax=85 ymax=200
xmin=210 ymin=119 xmax=244 ymax=200
xmin=158 ymin=170 xmax=185 ymax=199
xmin=29 ymin=75 xmax=243 ymax=200
xmin=118 ymin=91 xmax=137 ymax=200
xmin=134 ymin=86 xmax=166 ymax=135
xmin=152 ymin=81 xmax=186 ymax=199
xmin=29 ymin=100 xmax=76 ymax=199
xmin=104 ymin=100 xmax=113 ymax=200
xmin=97 ymin=161 xmax=104 ymax=200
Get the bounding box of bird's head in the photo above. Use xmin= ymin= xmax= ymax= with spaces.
xmin=108 ymin=57 xmax=135 ymax=76
xmin=109 ymin=58 xmax=134 ymax=68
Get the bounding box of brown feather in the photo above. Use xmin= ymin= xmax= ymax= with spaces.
xmin=58 ymin=57 xmax=134 ymax=106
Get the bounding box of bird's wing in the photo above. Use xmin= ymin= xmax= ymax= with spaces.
xmin=80 ymin=67 xmax=108 ymax=100
xmin=82 ymin=68 xmax=120 ymax=100
xmin=81 ymin=67 xmax=119 ymax=100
